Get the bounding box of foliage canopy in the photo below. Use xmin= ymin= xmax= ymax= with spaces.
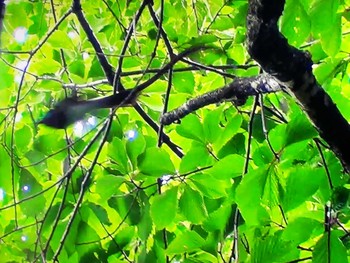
xmin=1 ymin=0 xmax=350 ymax=262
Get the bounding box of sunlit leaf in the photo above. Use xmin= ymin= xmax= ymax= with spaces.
xmin=150 ymin=186 xmax=178 ymax=229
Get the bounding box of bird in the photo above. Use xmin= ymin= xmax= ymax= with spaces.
xmin=39 ymin=89 xmax=136 ymax=129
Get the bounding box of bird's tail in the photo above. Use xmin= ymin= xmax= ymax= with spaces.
xmin=87 ymin=89 xmax=137 ymax=110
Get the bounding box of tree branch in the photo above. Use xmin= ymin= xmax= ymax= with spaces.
xmin=161 ymin=74 xmax=282 ymax=125
xmin=247 ymin=0 xmax=350 ymax=172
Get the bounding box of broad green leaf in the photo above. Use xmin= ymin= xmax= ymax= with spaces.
xmin=251 ymin=232 xmax=299 ymax=263
xmin=0 ymin=148 xmax=14 ymax=196
xmin=313 ymin=231 xmax=347 ymax=263
xmin=126 ymin=131 xmax=146 ymax=169
xmin=203 ymin=204 xmax=232 ymax=231
xmin=138 ymin=147 xmax=175 ymax=176
xmin=331 ymin=186 xmax=350 ymax=211
xmin=236 ymin=168 xmax=270 ymax=226
xmin=213 ymin=113 xmax=242 ymax=152
xmin=115 ymin=226 xmax=136 ymax=248
xmin=68 ymin=60 xmax=85 ymax=78
xmin=48 ymin=30 xmax=74 ymax=50
xmin=94 ymin=174 xmax=125 ymax=202
xmin=31 ymin=58 xmax=61 ymax=75
xmin=185 ymin=251 xmax=218 ymax=263
xmin=179 ymin=142 xmax=212 ymax=174
xmin=179 ymin=186 xmax=208 ymax=224
xmin=187 ymin=34 xmax=217 ymax=45
xmin=18 ymin=169 xmax=46 ymax=217
xmin=173 ymin=71 xmax=195 ymax=94
xmin=189 ymin=173 xmax=230 ymax=199
xmin=76 ymin=221 xmax=100 ymax=244
xmin=217 ymin=133 xmax=246 ymax=158
xmin=203 ymin=107 xmax=222 ymax=144
xmin=284 ymin=114 xmax=317 ymax=146
xmin=108 ymin=137 xmax=128 ymax=174
xmin=282 ymin=217 xmax=321 ymax=245
xmin=137 ymin=193 xmax=152 ymax=242
xmin=176 ymin=114 xmax=205 ymax=142
xmin=150 ymin=186 xmax=178 ymax=229
xmin=227 ymin=44 xmax=246 ymax=65
xmin=14 ymin=125 xmax=32 ymax=154
xmin=283 ymin=167 xmax=322 ymax=211
xmin=108 ymin=195 xmax=141 ymax=226
xmin=313 ymin=57 xmax=342 ymax=84
xmin=320 ymin=14 xmax=341 ymax=57
xmin=166 ymin=230 xmax=205 ymax=255
xmin=87 ymin=202 xmax=112 ymax=226
xmin=252 ymin=145 xmax=275 ymax=166
xmin=281 ymin=0 xmax=310 ymax=46
xmin=309 ymin=0 xmax=339 ymax=35
xmin=211 ymin=16 xmax=234 ymax=30
xmin=209 ymin=154 xmax=245 ymax=180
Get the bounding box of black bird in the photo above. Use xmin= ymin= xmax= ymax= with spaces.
xmin=39 ymin=89 xmax=136 ymax=129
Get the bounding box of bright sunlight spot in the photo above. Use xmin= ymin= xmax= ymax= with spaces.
xmin=160 ymin=174 xmax=172 ymax=185
xmin=74 ymin=117 xmax=97 ymax=137
xmin=21 ymin=235 xmax=28 ymax=242
xmin=0 ymin=188 xmax=4 ymax=201
xmin=15 ymin=113 xmax=22 ymax=123
xmin=73 ymin=121 xmax=84 ymax=137
xmin=87 ymin=116 xmax=97 ymax=126
xmin=13 ymin=27 xmax=28 ymax=43
xmin=14 ymin=60 xmax=29 ymax=84
xmin=22 ymin=185 xmax=30 ymax=192
xmin=68 ymin=31 xmax=77 ymax=39
xmin=82 ymin=52 xmax=89 ymax=60
xmin=125 ymin=129 xmax=137 ymax=141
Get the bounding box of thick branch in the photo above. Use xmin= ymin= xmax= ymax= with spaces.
xmin=247 ymin=0 xmax=350 ymax=172
xmin=161 ymin=74 xmax=281 ymax=125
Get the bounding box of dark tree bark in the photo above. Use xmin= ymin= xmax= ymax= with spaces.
xmin=247 ymin=0 xmax=350 ymax=172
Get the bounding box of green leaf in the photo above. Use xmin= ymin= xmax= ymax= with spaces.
xmin=310 ymin=0 xmax=339 ymax=36
xmin=108 ymin=195 xmax=141 ymax=225
xmin=235 ymin=168 xmax=271 ymax=226
xmin=190 ymin=173 xmax=230 ymax=199
xmin=87 ymin=202 xmax=112 ymax=226
xmin=126 ymin=131 xmax=146 ymax=169
xmin=331 ymin=186 xmax=350 ymax=211
xmin=173 ymin=71 xmax=195 ymax=94
xmin=320 ymin=14 xmax=341 ymax=57
xmin=18 ymin=169 xmax=46 ymax=217
xmin=68 ymin=60 xmax=85 ymax=78
xmin=203 ymin=204 xmax=232 ymax=231
xmin=252 ymin=145 xmax=275 ymax=165
xmin=214 ymin=113 xmax=242 ymax=152
xmin=283 ymin=167 xmax=322 ymax=211
xmin=138 ymin=147 xmax=175 ymax=176
xmin=209 ymin=154 xmax=245 ymax=180
xmin=281 ymin=0 xmax=310 ymax=46
xmin=166 ymin=230 xmax=205 ymax=255
xmin=176 ymin=114 xmax=205 ymax=142
xmin=227 ymin=44 xmax=246 ymax=64
xmin=31 ymin=58 xmax=61 ymax=74
xmin=284 ymin=114 xmax=317 ymax=146
xmin=251 ymin=232 xmax=299 ymax=263
xmin=94 ymin=174 xmax=125 ymax=200
xmin=14 ymin=125 xmax=32 ymax=154
xmin=313 ymin=231 xmax=348 ymax=263
xmin=48 ymin=30 xmax=74 ymax=50
xmin=203 ymin=107 xmax=223 ymax=144
xmin=179 ymin=186 xmax=208 ymax=224
xmin=282 ymin=217 xmax=321 ymax=245
xmin=150 ymin=186 xmax=178 ymax=229
xmin=179 ymin=143 xmax=212 ymax=174
xmin=108 ymin=137 xmax=128 ymax=174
